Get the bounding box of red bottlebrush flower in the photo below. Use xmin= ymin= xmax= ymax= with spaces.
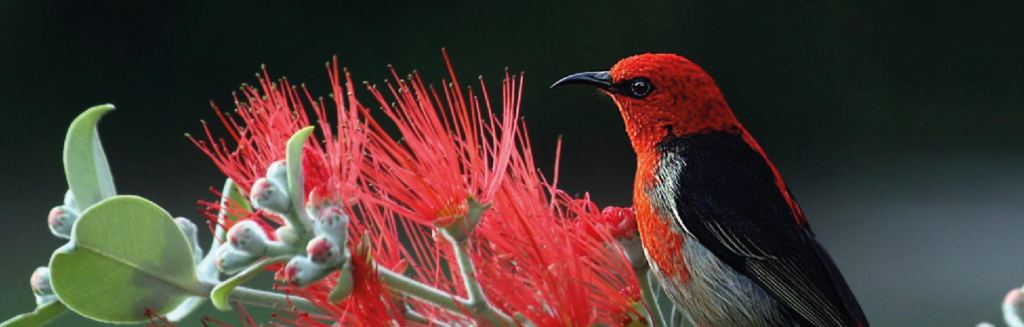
xmin=191 ymin=57 xmax=366 ymax=207
xmin=475 ymin=191 xmax=642 ymax=326
xmin=193 ymin=53 xmax=644 ymax=327
xmin=562 ymin=196 xmax=646 ymax=326
xmin=359 ymin=50 xmax=520 ymax=228
xmin=348 ymin=57 xmax=645 ymax=325
xmin=468 ymin=122 xmax=643 ymax=326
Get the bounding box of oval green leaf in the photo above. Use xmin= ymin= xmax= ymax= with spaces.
xmin=63 ymin=104 xmax=117 ymax=210
xmin=285 ymin=126 xmax=315 ymax=232
xmin=0 ymin=301 xmax=68 ymax=327
xmin=49 ymin=195 xmax=206 ymax=323
xmin=165 ymin=296 xmax=203 ymax=322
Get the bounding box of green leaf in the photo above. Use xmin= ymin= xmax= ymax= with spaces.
xmin=63 ymin=104 xmax=117 ymax=210
xmin=0 ymin=301 xmax=68 ymax=327
xmin=210 ymin=256 xmax=287 ymax=311
xmin=165 ymin=296 xmax=204 ymax=322
xmin=49 ymin=195 xmax=207 ymax=323
xmin=285 ymin=126 xmax=315 ymax=231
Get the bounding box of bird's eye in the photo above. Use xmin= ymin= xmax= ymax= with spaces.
xmin=629 ymin=78 xmax=652 ymax=98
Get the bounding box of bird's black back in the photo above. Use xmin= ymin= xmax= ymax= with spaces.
xmin=656 ymin=131 xmax=868 ymax=327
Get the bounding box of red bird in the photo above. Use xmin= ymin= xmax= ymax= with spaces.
xmin=552 ymin=54 xmax=868 ymax=327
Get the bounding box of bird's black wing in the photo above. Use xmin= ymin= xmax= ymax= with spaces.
xmin=657 ymin=131 xmax=868 ymax=327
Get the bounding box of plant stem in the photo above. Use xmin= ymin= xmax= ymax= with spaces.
xmin=446 ymin=233 xmax=515 ymax=326
xmin=377 ymin=265 xmax=517 ymax=326
xmin=370 ymin=201 xmax=517 ymax=326
xmin=285 ymin=211 xmax=315 ymax=243
xmin=266 ymin=242 xmax=304 ymax=257
xmin=228 ymin=286 xmax=321 ymax=314
xmin=451 ymin=238 xmax=485 ymax=304
xmin=0 ymin=300 xmax=68 ymax=327
xmin=638 ymin=268 xmax=668 ymax=327
xmin=378 ymin=268 xmax=462 ymax=313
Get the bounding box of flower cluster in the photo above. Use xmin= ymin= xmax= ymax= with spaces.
xmin=190 ymin=51 xmax=648 ymax=326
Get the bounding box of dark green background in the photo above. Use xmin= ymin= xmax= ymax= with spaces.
xmin=2 ymin=1 xmax=1022 ymax=326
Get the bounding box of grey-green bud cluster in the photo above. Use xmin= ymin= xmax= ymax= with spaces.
xmin=275 ymin=225 xmax=299 ymax=244
xmin=47 ymin=191 xmax=80 ymax=238
xmin=174 ymin=217 xmax=204 ymax=264
xmin=47 ymin=206 xmax=78 ymax=238
xmin=1003 ymin=288 xmax=1024 ymax=327
xmin=215 ymin=219 xmax=297 ymax=275
xmin=214 ymin=245 xmax=259 ymax=275
xmin=30 ymin=267 xmax=56 ymax=306
xmin=282 ymin=232 xmax=346 ymax=287
xmin=278 ymin=202 xmax=354 ymax=292
xmin=281 ymin=256 xmax=332 ymax=286
xmin=315 ymin=206 xmax=350 ymax=249
xmin=250 ymin=160 xmax=292 ymax=214
xmin=227 ymin=220 xmax=271 ymax=256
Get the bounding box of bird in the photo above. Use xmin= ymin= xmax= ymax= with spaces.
xmin=550 ymin=53 xmax=868 ymax=327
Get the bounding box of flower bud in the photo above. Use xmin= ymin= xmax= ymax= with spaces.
xmin=266 ymin=160 xmax=289 ymax=187
xmin=30 ymin=267 xmax=56 ymax=306
xmin=275 ymin=225 xmax=299 ymax=245
xmin=1004 ymin=288 xmax=1024 ymax=327
xmin=280 ymin=256 xmax=332 ymax=287
xmin=175 ymin=217 xmax=198 ymax=240
xmin=306 ymin=236 xmax=342 ymax=266
xmin=227 ymin=220 xmax=270 ymax=256
xmin=47 ymin=205 xmax=78 ymax=239
xmin=250 ymin=177 xmax=291 ymax=214
xmin=316 ymin=206 xmax=350 ymax=246
xmin=305 ymin=187 xmax=327 ymax=219
xmin=600 ymin=206 xmax=639 ymax=241
xmin=214 ymin=245 xmax=259 ymax=274
xmin=175 ymin=217 xmax=204 ymax=264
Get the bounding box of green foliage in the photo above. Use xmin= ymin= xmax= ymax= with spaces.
xmin=63 ymin=104 xmax=117 ymax=210
xmin=285 ymin=126 xmax=315 ymax=235
xmin=4 ymin=103 xmax=125 ymax=326
xmin=0 ymin=302 xmax=67 ymax=327
xmin=49 ymin=196 xmax=206 ymax=323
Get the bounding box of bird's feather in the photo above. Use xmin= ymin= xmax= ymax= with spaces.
xmin=657 ymin=131 xmax=868 ymax=327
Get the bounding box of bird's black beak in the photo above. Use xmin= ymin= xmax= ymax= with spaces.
xmin=550 ymin=71 xmax=613 ymax=91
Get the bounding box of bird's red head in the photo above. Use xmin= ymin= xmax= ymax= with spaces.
xmin=552 ymin=53 xmax=740 ymax=153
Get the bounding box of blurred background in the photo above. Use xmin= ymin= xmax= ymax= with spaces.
xmin=1 ymin=1 xmax=1022 ymax=326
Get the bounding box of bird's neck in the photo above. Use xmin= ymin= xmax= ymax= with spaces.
xmin=621 ymin=103 xmax=740 ymax=155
